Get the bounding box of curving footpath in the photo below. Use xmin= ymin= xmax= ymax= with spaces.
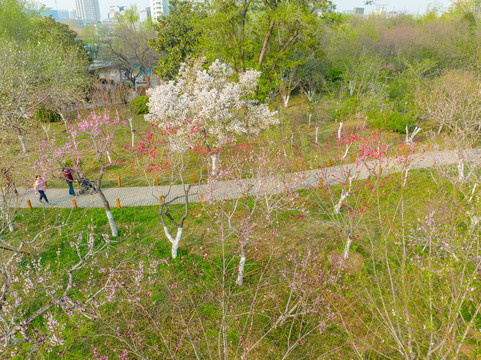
xmin=11 ymin=149 xmax=477 ymax=209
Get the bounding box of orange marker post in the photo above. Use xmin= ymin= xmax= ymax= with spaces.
xmin=328 ymin=158 xmax=332 ymax=167
xmin=319 ymin=178 xmax=324 ymax=189
xmin=155 ymin=175 xmax=159 ymax=186
xmin=27 ymin=200 xmax=32 ymax=209
xmin=192 ymin=173 xmax=195 ymax=183
xmin=72 ymin=199 xmax=77 ymax=209
xmin=200 ymin=193 xmax=204 ymax=204
xmin=160 ymin=195 xmax=163 ymax=204
xmin=117 ymin=177 xmax=121 ymax=188
xmin=116 ymin=198 xmax=121 ymax=209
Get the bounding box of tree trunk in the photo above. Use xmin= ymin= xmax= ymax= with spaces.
xmin=128 ymin=118 xmax=135 ymax=148
xmin=458 ymin=157 xmax=465 ymax=181
xmin=18 ymin=133 xmax=28 ymax=153
xmin=211 ymin=154 xmax=218 ymax=175
xmin=163 ymin=226 xmax=183 ymax=259
xmin=315 ymin=127 xmax=319 ymax=144
xmin=343 ymin=235 xmax=353 ymax=259
xmin=337 ymin=122 xmax=343 ymax=140
xmin=236 ymin=243 xmax=247 ymax=286
xmin=282 ymin=93 xmax=290 ymax=108
xmin=334 ymin=191 xmax=348 ymax=215
xmin=1 ymin=205 xmax=14 ymax=232
xmin=60 ymin=112 xmax=68 ymax=131
xmin=258 ymin=19 xmax=275 ymax=69
xmin=105 ymin=150 xmax=112 ymax=164
xmin=97 ymin=189 xmax=118 ymax=237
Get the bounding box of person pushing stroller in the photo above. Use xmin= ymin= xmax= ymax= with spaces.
xmin=62 ymin=168 xmax=76 ymax=196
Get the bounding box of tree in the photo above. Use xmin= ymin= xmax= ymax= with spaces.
xmin=418 ymin=69 xmax=481 ymax=181
xmin=33 ymin=15 xmax=86 ymax=54
xmin=103 ymin=8 xmax=160 ymax=88
xmin=0 ymin=38 xmax=89 ymax=152
xmin=149 ymin=0 xmax=207 ymax=79
xmin=0 ymin=0 xmax=39 ymax=41
xmin=35 ymin=112 xmax=126 ymax=237
xmin=0 ymin=223 xmax=117 ymax=356
xmin=145 ymin=58 xmax=278 ymax=174
xmin=203 ymin=0 xmax=335 ymax=94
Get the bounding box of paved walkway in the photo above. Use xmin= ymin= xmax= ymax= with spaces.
xmin=11 ymin=149 xmax=475 ymax=209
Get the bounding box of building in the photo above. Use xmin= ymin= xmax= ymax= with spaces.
xmin=139 ymin=7 xmax=151 ymax=22
xmin=108 ymin=5 xmax=126 ymax=20
xmin=150 ymin=0 xmax=169 ymax=21
xmin=46 ymin=8 xmax=70 ymax=21
xmin=69 ymin=9 xmax=77 ymax=19
xmin=353 ymin=7 xmax=364 ymax=15
xmin=75 ymin=0 xmax=101 ymax=23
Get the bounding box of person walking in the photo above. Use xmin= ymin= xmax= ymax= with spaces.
xmin=63 ymin=168 xmax=76 ymax=196
xmin=33 ymin=175 xmax=51 ymax=205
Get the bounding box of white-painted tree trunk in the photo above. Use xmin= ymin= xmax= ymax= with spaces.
xmin=337 ymin=122 xmax=343 ymax=140
xmin=308 ymin=113 xmax=311 ymax=127
xmin=437 ymin=124 xmax=443 ymax=134
xmin=470 ymin=214 xmax=481 ymax=231
xmin=18 ymin=134 xmax=28 ymax=153
xmin=1 ymin=206 xmax=14 ymax=232
xmin=402 ymin=168 xmax=410 ymax=187
xmin=211 ymin=154 xmax=218 ymax=175
xmin=290 ymin=133 xmax=294 ymax=149
xmin=128 ymin=118 xmax=135 ymax=148
xmin=283 ymin=94 xmax=290 ymax=108
xmin=106 ymin=210 xmax=118 ymax=237
xmin=7 ymin=218 xmax=14 ymax=232
xmin=334 ymin=191 xmax=349 ymax=215
xmin=236 ymin=244 xmax=247 ymax=286
xmin=405 ymin=126 xmax=421 ymax=144
xmin=41 ymin=123 xmax=50 ymax=139
xmin=60 ymin=113 xmax=68 ymax=131
xmin=163 ymin=226 xmax=183 ymax=259
xmin=306 ymin=90 xmax=315 ymax=103
xmin=343 ymin=235 xmax=353 ymax=259
xmin=468 ymin=183 xmax=478 ymax=203
xmin=349 ymin=81 xmax=354 ymax=96
xmin=341 ymin=144 xmax=352 ymax=159
xmin=6 ymin=209 xmax=13 ymax=232
xmin=315 ymin=127 xmax=319 ymax=144
xmin=458 ymin=157 xmax=465 ymax=181
xmin=334 ymin=177 xmax=353 ymax=215
xmin=106 ymin=150 xmax=112 ymax=164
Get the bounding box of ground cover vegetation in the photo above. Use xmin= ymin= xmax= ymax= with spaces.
xmin=3 ymin=0 xmax=481 ymax=358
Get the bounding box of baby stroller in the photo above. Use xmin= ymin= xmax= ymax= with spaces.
xmin=78 ymin=177 xmax=96 ymax=195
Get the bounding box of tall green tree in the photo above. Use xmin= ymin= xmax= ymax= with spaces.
xmin=0 ymin=0 xmax=39 ymax=41
xmin=203 ymin=0 xmax=336 ymax=95
xmin=149 ymin=0 xmax=207 ymax=79
xmin=33 ymin=15 xmax=87 ymax=55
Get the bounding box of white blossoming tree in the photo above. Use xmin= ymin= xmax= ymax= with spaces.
xmin=143 ymin=58 xmax=278 ymax=259
xmin=145 ymin=57 xmax=278 ymax=174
